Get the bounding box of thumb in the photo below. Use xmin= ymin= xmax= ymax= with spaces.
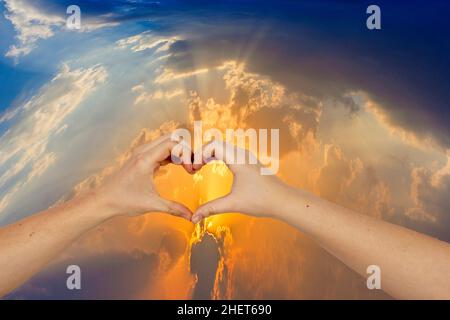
xmin=153 ymin=197 xmax=193 ymax=221
xmin=192 ymin=194 xmax=235 ymax=223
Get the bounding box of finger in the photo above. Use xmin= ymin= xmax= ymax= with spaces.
xmin=143 ymin=138 xmax=179 ymax=168
xmin=192 ymin=145 xmax=206 ymax=171
xmin=182 ymin=155 xmax=194 ymax=174
xmin=191 ymin=194 xmax=235 ymax=223
xmin=132 ymin=134 xmax=171 ymax=155
xmin=202 ymin=139 xmax=225 ymax=163
xmin=201 ymin=140 xmax=241 ymax=172
xmin=192 ymin=151 xmax=204 ymax=172
xmin=159 ymin=159 xmax=171 ymax=166
xmin=171 ymin=139 xmax=194 ymax=174
xmin=153 ymin=198 xmax=193 ymax=221
xmin=201 ymin=140 xmax=261 ymax=174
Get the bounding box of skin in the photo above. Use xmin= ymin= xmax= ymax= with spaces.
xmin=0 ymin=136 xmax=449 ymax=299
xmin=0 ymin=135 xmax=194 ymax=297
xmin=192 ymin=140 xmax=450 ymax=300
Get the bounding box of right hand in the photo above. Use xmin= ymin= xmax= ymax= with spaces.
xmin=191 ymin=140 xmax=293 ymax=223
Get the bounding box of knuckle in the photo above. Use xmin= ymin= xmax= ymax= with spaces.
xmin=205 ymin=205 xmax=215 ymax=216
xmin=167 ymin=202 xmax=176 ymax=213
xmin=166 ymin=201 xmax=181 ymax=215
xmin=133 ymin=154 xmax=147 ymax=168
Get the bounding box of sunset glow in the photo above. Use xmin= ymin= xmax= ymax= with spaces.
xmin=1 ymin=0 xmax=449 ymax=300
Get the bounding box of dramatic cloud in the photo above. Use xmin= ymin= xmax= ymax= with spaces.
xmin=116 ymin=31 xmax=179 ymax=53
xmin=71 ymin=121 xmax=180 ymax=196
xmin=3 ymin=0 xmax=119 ymax=59
xmin=0 ymin=63 xmax=107 ymax=218
xmin=4 ymin=0 xmax=64 ymax=58
xmin=407 ymin=156 xmax=450 ymax=241
xmin=159 ymin=1 xmax=450 ymax=151
xmin=156 ymin=60 xmax=323 ymax=157
xmin=2 ymin=0 xmax=449 ymax=299
xmin=6 ymin=228 xmax=190 ymax=299
xmin=311 ymin=144 xmax=392 ymax=219
xmin=132 ymin=84 xmax=184 ymax=106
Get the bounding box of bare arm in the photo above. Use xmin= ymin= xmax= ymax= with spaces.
xmin=192 ymin=141 xmax=450 ymax=299
xmin=277 ymin=187 xmax=450 ymax=299
xmin=0 ymin=135 xmax=193 ymax=297
xmin=0 ymin=192 xmax=112 ymax=297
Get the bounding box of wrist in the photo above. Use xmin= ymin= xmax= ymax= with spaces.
xmin=76 ymin=189 xmax=122 ymax=221
xmin=267 ymin=182 xmax=308 ymax=220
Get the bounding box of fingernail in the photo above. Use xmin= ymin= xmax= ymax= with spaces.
xmin=192 ymin=215 xmax=201 ymax=223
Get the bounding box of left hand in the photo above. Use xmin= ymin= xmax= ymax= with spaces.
xmin=93 ymin=134 xmax=194 ymax=220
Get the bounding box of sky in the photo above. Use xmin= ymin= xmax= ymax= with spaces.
xmin=0 ymin=0 xmax=449 ymax=299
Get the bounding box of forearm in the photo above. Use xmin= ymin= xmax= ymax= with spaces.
xmin=0 ymin=136 xmax=195 ymax=298
xmin=0 ymin=191 xmax=114 ymax=297
xmin=274 ymin=186 xmax=450 ymax=299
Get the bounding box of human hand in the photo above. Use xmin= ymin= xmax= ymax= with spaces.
xmin=93 ymin=134 xmax=194 ymax=220
xmin=191 ymin=140 xmax=293 ymax=223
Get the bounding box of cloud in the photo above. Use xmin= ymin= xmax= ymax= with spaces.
xmin=70 ymin=121 xmax=179 ymax=197
xmin=406 ymin=156 xmax=450 ymax=241
xmin=0 ymin=106 xmax=21 ymax=124
xmin=3 ymin=0 xmax=119 ymax=60
xmin=209 ymin=215 xmax=389 ymax=299
xmin=132 ymin=85 xmax=183 ymax=106
xmin=171 ymin=61 xmax=322 ymax=157
xmin=155 ymin=67 xmax=210 ymax=84
xmin=109 ymin=7 xmax=450 ymax=241
xmin=6 ymin=249 xmax=161 ymax=299
xmin=159 ymin=2 xmax=450 ymax=151
xmin=352 ymin=91 xmax=440 ymax=151
xmin=0 ymin=63 xmax=107 ymax=217
xmin=116 ymin=31 xmax=179 ymax=53
xmin=1 ymin=4 xmax=449 ymax=299
xmin=193 ymin=48 xmax=448 ymax=240
xmin=311 ymin=144 xmax=393 ymax=219
xmin=5 ymin=207 xmax=193 ymax=299
xmin=4 ymin=0 xmax=64 ymax=59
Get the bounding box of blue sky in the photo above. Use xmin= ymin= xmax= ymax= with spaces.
xmin=1 ymin=0 xmax=450 ymax=299
xmin=1 ymin=0 xmax=449 ymax=146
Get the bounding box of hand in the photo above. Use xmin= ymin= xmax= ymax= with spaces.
xmin=94 ymin=134 xmax=194 ymax=220
xmin=191 ymin=140 xmax=293 ymax=223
